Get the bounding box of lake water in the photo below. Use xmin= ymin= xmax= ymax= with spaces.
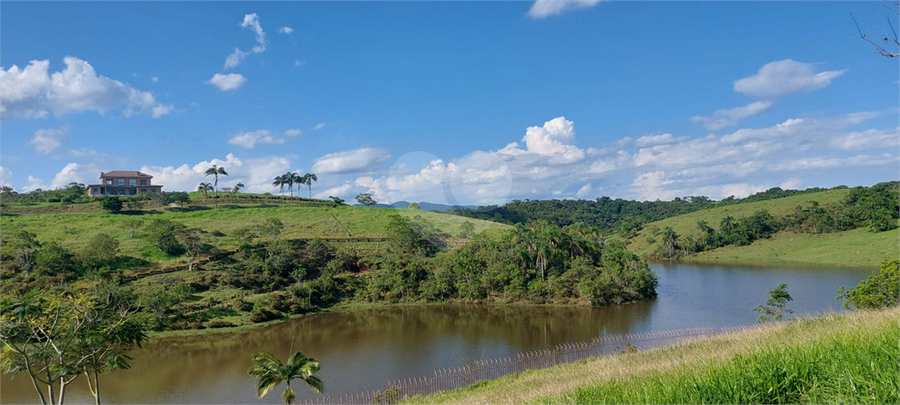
xmin=0 ymin=263 xmax=874 ymax=404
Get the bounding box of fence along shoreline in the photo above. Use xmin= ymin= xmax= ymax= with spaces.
xmin=300 ymin=324 xmax=762 ymax=404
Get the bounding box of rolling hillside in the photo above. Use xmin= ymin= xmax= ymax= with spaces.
xmin=0 ymin=202 xmax=510 ymax=266
xmin=626 ymin=188 xmax=898 ymax=268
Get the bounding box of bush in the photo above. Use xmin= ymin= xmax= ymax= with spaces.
xmin=100 ymin=196 xmax=123 ymax=213
xmin=205 ymin=320 xmax=236 ymax=329
xmin=249 ymin=308 xmax=282 ymax=323
xmin=837 ymin=259 xmax=899 ymax=309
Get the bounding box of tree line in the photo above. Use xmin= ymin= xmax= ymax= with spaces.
xmin=448 ymin=186 xmax=836 ymax=233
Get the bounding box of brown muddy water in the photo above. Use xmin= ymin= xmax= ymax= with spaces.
xmin=0 ymin=263 xmax=873 ymax=403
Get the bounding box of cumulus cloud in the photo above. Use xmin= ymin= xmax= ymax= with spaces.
xmin=23 ymin=176 xmax=47 ymax=192
xmin=141 ymin=153 xmax=293 ymax=193
xmin=31 ymin=128 xmax=68 ymax=154
xmin=0 ymin=166 xmax=12 ymax=187
xmin=312 ymin=148 xmax=391 ymax=174
xmin=734 ymin=60 xmax=847 ymax=98
xmin=691 ymin=100 xmax=773 ymax=131
xmin=501 ymin=117 xmax=586 ymax=164
xmin=528 ymin=0 xmax=603 ymax=18
xmin=279 ymin=26 xmax=293 ymax=34
xmin=0 ymin=57 xmax=172 ymax=119
xmin=50 ymin=162 xmax=101 ymax=189
xmin=284 ymin=128 xmax=302 ymax=137
xmin=228 ymin=129 xmax=284 ymax=149
xmin=207 ymin=73 xmax=247 ymax=91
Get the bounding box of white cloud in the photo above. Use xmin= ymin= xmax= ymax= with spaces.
xmin=830 ymin=127 xmax=900 ymax=150
xmin=279 ymin=26 xmax=293 ymax=34
xmin=316 ymin=182 xmax=354 ymax=200
xmin=0 ymin=57 xmax=171 ymax=119
xmin=314 ymin=122 xmax=326 ymax=130
xmin=312 ymin=147 xmax=391 ymax=174
xmin=575 ymin=183 xmax=593 ymax=198
xmin=528 ymin=0 xmax=603 ymax=18
xmin=228 ymin=129 xmax=284 ymax=149
xmin=733 ymin=60 xmax=847 ymax=98
xmin=294 ymin=60 xmax=305 ymax=67
xmin=691 ymin=100 xmax=773 ymax=131
xmin=284 ymin=128 xmax=302 ymax=137
xmin=505 ymin=116 xmax=586 ymax=164
xmin=242 ymin=14 xmax=267 ymax=53
xmin=221 ymin=14 xmax=267 ymax=70
xmin=0 ymin=166 xmax=12 ymax=188
xmin=50 ymin=162 xmax=100 ymax=189
xmin=207 ymin=73 xmax=247 ymax=91
xmin=151 ymin=76 xmax=158 ymax=83
xmin=31 ymin=128 xmax=68 ymax=154
xmin=224 ymin=48 xmax=251 ymax=69
xmin=141 ymin=153 xmax=293 ymax=194
xmin=23 ymin=175 xmax=47 ymax=192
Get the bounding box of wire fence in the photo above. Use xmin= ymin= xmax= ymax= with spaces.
xmin=299 ymin=324 xmax=763 ymax=404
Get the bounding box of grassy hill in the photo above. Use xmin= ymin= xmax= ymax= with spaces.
xmin=625 ymin=188 xmax=898 ymax=268
xmin=0 ymin=201 xmax=509 ymax=266
xmin=411 ymin=307 xmax=899 ymax=404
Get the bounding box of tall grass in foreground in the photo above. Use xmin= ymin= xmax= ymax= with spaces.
xmin=568 ymin=315 xmax=898 ymax=404
xmin=411 ymin=308 xmax=898 ymax=405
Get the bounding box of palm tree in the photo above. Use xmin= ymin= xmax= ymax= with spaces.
xmin=204 ymin=165 xmax=228 ymax=208
xmin=301 ymin=173 xmax=317 ymax=199
xmin=197 ymin=182 xmax=212 ymax=203
xmin=233 ymin=182 xmax=244 ymax=201
xmin=248 ymin=351 xmax=324 ymax=405
xmin=283 ymin=172 xmax=296 ymax=201
xmin=289 ymin=172 xmax=303 ymax=205
xmin=273 ymin=175 xmax=287 ymax=203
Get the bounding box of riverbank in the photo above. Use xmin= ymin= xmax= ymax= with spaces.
xmin=409 ymin=307 xmax=899 ymax=404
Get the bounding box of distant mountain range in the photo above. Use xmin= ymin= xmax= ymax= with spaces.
xmin=355 ymin=201 xmax=478 ymax=212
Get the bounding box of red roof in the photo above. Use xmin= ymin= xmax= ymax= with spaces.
xmin=100 ymin=171 xmax=153 ymax=178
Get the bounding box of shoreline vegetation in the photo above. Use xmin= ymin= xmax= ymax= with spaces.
xmin=407 ymin=307 xmax=899 ymax=405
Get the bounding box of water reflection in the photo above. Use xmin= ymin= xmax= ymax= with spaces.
xmin=0 ymin=263 xmax=871 ymax=404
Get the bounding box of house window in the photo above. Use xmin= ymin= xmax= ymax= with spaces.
xmin=105 ymin=179 xmax=113 ymax=186
xmin=92 ymin=187 xmax=99 ymax=194
xmin=117 ymin=179 xmax=125 ymax=186
xmin=140 ymin=188 xmax=147 ymax=193
xmin=140 ymin=179 xmax=147 ymax=185
xmin=150 ymin=189 xmax=157 ymax=193
xmin=129 ymin=179 xmax=137 ymax=186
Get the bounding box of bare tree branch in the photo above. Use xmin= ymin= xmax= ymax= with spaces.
xmin=852 ymin=11 xmax=900 ymax=58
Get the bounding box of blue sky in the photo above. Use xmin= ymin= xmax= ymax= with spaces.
xmin=2 ymin=1 xmax=897 ymax=205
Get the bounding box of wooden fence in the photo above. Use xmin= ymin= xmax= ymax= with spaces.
xmin=299 ymin=324 xmax=764 ymax=404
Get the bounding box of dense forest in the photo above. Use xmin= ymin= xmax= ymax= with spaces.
xmin=1 ymin=213 xmax=657 ymax=332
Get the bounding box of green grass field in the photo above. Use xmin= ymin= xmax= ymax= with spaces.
xmin=411 ymin=307 xmax=899 ymax=404
xmin=625 ymin=189 xmax=899 ymax=268
xmin=0 ymin=202 xmax=509 ymax=266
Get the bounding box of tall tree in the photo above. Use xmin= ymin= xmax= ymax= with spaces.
xmin=0 ymin=289 xmax=146 ymax=405
xmin=248 ymin=351 xmax=324 ymax=405
xmin=301 ymin=173 xmax=317 ymax=199
xmin=273 ymin=175 xmax=287 ymax=203
xmin=288 ymin=173 xmax=303 ymax=205
xmin=284 ymin=172 xmax=297 ymax=201
xmin=204 ymin=165 xmax=228 ymax=208
xmin=197 ymin=182 xmax=212 ymax=202
xmin=233 ymin=182 xmax=245 ymax=200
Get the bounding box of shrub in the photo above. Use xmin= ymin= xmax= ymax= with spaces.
xmin=837 ymin=259 xmax=899 ymax=309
